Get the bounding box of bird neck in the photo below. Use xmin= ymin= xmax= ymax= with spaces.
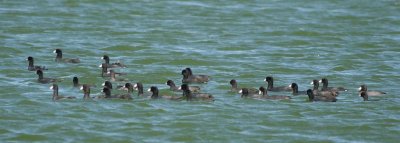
xmin=151 ymin=91 xmax=159 ymax=99
xmin=28 ymin=60 xmax=34 ymax=67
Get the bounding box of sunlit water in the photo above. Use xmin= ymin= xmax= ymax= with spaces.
xmin=1 ymin=0 xmax=400 ymax=142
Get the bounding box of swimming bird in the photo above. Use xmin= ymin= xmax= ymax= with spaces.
xmin=258 ymin=86 xmax=291 ymax=100
xmin=166 ymin=80 xmax=200 ymax=92
xmin=80 ymin=84 xmax=91 ymax=100
xmin=229 ymin=79 xmax=258 ymax=94
xmin=27 ymin=56 xmax=47 ymax=71
xmin=311 ymin=79 xmax=339 ymax=96
xmin=238 ymin=88 xmax=260 ymax=98
xmin=101 ymin=87 xmax=132 ymax=100
xmin=73 ymin=77 xmax=96 ymax=88
xmin=358 ymin=84 xmax=386 ymax=96
xmin=99 ymin=63 xmax=126 ymax=77
xmin=319 ymin=78 xmax=347 ymax=91
xmin=181 ymin=84 xmax=214 ymax=101
xmin=264 ymin=76 xmax=292 ymax=92
xmin=359 ymin=91 xmax=379 ymax=101
xmin=307 ymin=89 xmax=337 ymax=102
xmin=182 ymin=68 xmax=210 ymax=83
xmin=50 ymin=84 xmax=75 ymax=101
xmin=148 ymin=86 xmax=182 ymax=100
xmin=36 ymin=69 xmax=61 ymax=84
xmin=108 ymin=70 xmax=128 ymax=82
xmin=290 ymin=83 xmax=307 ymax=95
xmin=134 ymin=82 xmax=151 ymax=97
xmin=101 ymin=55 xmax=127 ymax=68
xmin=54 ymin=49 xmax=80 ymax=63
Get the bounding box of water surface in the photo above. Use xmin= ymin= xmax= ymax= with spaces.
xmin=1 ymin=0 xmax=400 ymax=142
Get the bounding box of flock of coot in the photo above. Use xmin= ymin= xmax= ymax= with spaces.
xmin=27 ymin=49 xmax=386 ymax=102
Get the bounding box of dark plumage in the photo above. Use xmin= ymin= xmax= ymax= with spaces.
xmin=99 ymin=63 xmax=126 ymax=77
xmin=73 ymin=77 xmax=95 ymax=88
xmin=148 ymin=86 xmax=182 ymax=100
xmin=80 ymin=84 xmax=91 ymax=100
xmin=27 ymin=56 xmax=47 ymax=71
xmin=264 ymin=76 xmax=291 ymax=92
xmin=358 ymin=84 xmax=386 ymax=96
xmin=50 ymin=84 xmax=76 ymax=101
xmin=102 ymin=55 xmax=127 ymax=68
xmin=54 ymin=49 xmax=80 ymax=63
xmin=320 ymin=78 xmax=347 ymax=91
xmin=134 ymin=82 xmax=150 ymax=97
xmin=182 ymin=68 xmax=210 ymax=83
xmin=258 ymin=86 xmax=291 ymax=100
xmin=311 ymin=79 xmax=320 ymax=90
xmin=181 ymin=84 xmax=214 ymax=101
xmin=229 ymin=79 xmax=258 ymax=94
xmin=108 ymin=70 xmax=128 ymax=82
xmin=290 ymin=83 xmax=307 ymax=95
xmin=102 ymin=81 xmax=113 ymax=89
xmin=166 ymin=80 xmax=200 ymax=92
xmin=307 ymin=89 xmax=337 ymax=102
xmin=311 ymin=79 xmax=339 ymax=96
xmin=36 ymin=69 xmax=61 ymax=84
xmin=238 ymin=88 xmax=259 ymax=98
xmin=124 ymin=83 xmax=134 ymax=93
xmin=101 ymin=87 xmax=132 ymax=100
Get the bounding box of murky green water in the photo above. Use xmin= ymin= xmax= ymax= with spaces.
xmin=1 ymin=0 xmax=400 ymax=142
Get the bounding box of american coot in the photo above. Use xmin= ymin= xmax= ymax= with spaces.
xmin=54 ymin=49 xmax=80 ymax=63
xmin=123 ymin=83 xmax=134 ymax=93
xmin=73 ymin=77 xmax=96 ymax=88
xmin=182 ymin=68 xmax=210 ymax=83
xmin=99 ymin=63 xmax=126 ymax=77
xmin=50 ymin=84 xmax=75 ymax=101
xmin=108 ymin=70 xmax=129 ymax=82
xmin=27 ymin=56 xmax=47 ymax=71
xmin=359 ymin=91 xmax=368 ymax=101
xmin=148 ymin=86 xmax=182 ymax=100
xmin=102 ymin=55 xmax=127 ymax=68
xmin=290 ymin=83 xmax=307 ymax=95
xmin=80 ymin=84 xmax=91 ymax=100
xmin=166 ymin=80 xmax=200 ymax=92
xmin=258 ymin=86 xmax=291 ymax=100
xmin=311 ymin=80 xmax=320 ymax=90
xmin=264 ymin=76 xmax=292 ymax=92
xmin=310 ymin=79 xmax=339 ymax=96
xmin=319 ymin=78 xmax=347 ymax=91
xmin=238 ymin=88 xmax=259 ymax=98
xmin=100 ymin=87 xmax=132 ymax=100
xmin=134 ymin=82 xmax=150 ymax=97
xmin=359 ymin=91 xmax=379 ymax=101
xmin=358 ymin=84 xmax=386 ymax=96
xmin=102 ymin=81 xmax=113 ymax=89
xmin=307 ymin=89 xmax=337 ymax=102
xmin=229 ymin=79 xmax=258 ymax=94
xmin=36 ymin=69 xmax=61 ymax=84
xmin=181 ymin=84 xmax=214 ymax=101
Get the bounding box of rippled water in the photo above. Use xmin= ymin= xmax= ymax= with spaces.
xmin=1 ymin=0 xmax=400 ymax=142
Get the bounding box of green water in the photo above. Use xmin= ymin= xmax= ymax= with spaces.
xmin=1 ymin=0 xmax=400 ymax=142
